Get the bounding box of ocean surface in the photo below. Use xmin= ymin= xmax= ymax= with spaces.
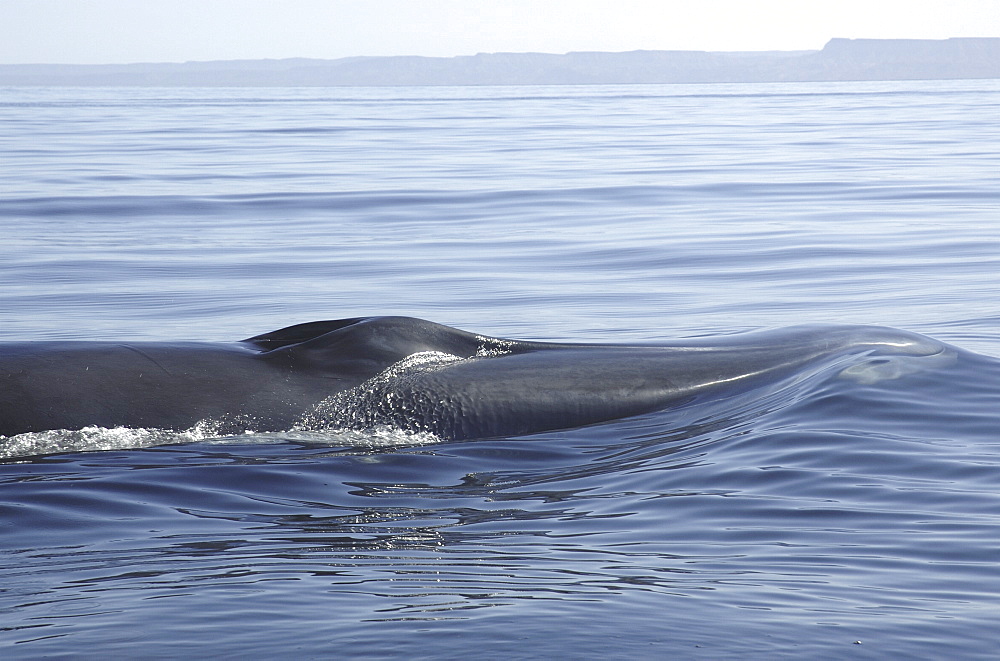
xmin=2 ymin=81 xmax=999 ymax=659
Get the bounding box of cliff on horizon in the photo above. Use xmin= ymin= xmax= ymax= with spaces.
xmin=2 ymin=38 xmax=998 ymax=86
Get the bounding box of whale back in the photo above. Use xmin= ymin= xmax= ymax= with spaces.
xmin=1 ymin=317 xmax=951 ymax=440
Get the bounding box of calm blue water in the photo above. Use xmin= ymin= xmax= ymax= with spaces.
xmin=2 ymin=81 xmax=1000 ymax=659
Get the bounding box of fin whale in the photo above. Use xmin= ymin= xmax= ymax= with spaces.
xmin=0 ymin=316 xmax=949 ymax=440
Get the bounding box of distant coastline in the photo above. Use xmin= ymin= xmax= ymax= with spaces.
xmin=2 ymin=38 xmax=999 ymax=86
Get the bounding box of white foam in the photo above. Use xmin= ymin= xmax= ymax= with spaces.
xmin=0 ymin=424 xmax=218 ymax=460
xmin=296 ymin=350 xmax=464 ymax=433
xmin=0 ymin=420 xmax=445 ymax=460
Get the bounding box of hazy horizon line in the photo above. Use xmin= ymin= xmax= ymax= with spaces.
xmin=5 ymin=36 xmax=997 ymax=67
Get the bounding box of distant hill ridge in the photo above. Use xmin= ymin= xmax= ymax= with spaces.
xmin=2 ymin=38 xmax=998 ymax=86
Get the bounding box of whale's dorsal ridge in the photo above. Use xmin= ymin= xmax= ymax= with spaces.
xmin=242 ymin=317 xmax=370 ymax=350
xmin=248 ymin=316 xmax=494 ymax=382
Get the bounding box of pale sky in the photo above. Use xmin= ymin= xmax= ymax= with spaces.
xmin=2 ymin=0 xmax=998 ymax=64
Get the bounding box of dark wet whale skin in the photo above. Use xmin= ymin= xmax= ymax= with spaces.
xmin=0 ymin=316 xmax=946 ymax=439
